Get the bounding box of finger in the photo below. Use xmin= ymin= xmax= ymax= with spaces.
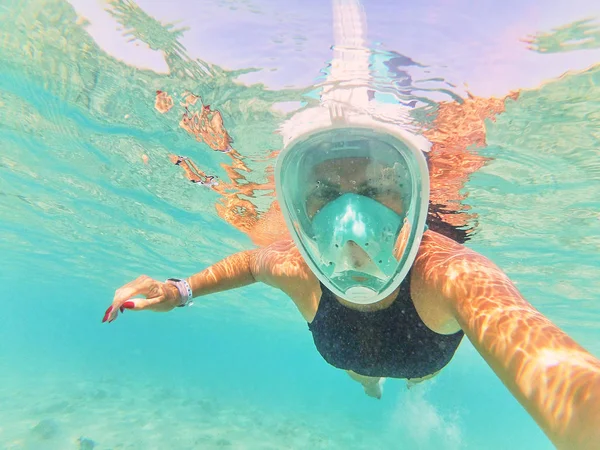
xmin=103 ymin=296 xmax=154 ymax=323
xmin=102 ymin=306 xmax=113 ymax=323
xmin=106 ymin=276 xmax=157 ymax=323
xmin=120 ymin=296 xmax=163 ymax=311
xmin=106 ymin=305 xmax=123 ymax=323
xmin=104 ymin=299 xmax=133 ymax=323
xmin=105 ymin=296 xmax=135 ymax=322
xmin=104 ymin=303 xmax=123 ymax=323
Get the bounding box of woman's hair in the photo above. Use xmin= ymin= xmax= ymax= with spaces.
xmin=427 ymin=203 xmax=473 ymax=245
xmin=423 ymin=151 xmax=475 ymax=245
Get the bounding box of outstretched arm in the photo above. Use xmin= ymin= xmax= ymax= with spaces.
xmin=103 ymin=240 xmax=318 ymax=322
xmin=414 ymin=231 xmax=600 ymax=449
xmin=187 ymin=250 xmax=258 ymax=297
xmin=103 ymin=249 xmax=260 ymax=323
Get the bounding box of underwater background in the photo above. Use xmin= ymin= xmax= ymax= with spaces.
xmin=1 ymin=0 xmax=600 ymax=448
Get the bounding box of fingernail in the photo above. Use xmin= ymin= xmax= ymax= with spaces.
xmin=122 ymin=301 xmax=135 ymax=309
xmin=120 ymin=306 xmax=124 ymax=313
xmin=102 ymin=306 xmax=113 ymax=323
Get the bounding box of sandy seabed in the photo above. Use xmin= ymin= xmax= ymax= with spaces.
xmin=0 ymin=374 xmax=388 ymax=450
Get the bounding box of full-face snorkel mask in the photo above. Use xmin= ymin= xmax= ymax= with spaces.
xmin=275 ymin=125 xmax=430 ymax=305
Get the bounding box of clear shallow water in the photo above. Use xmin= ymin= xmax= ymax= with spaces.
xmin=1 ymin=0 xmax=600 ymax=449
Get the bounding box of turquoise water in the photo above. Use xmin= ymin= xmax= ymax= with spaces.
xmin=1 ymin=0 xmax=600 ymax=448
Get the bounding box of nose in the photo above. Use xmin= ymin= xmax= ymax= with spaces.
xmin=334 ymin=240 xmax=386 ymax=280
xmin=345 ymin=240 xmax=371 ymax=268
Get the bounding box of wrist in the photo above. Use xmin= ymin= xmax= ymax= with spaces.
xmin=164 ymin=282 xmax=182 ymax=307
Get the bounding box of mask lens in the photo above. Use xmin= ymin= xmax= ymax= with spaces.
xmin=275 ymin=127 xmax=430 ymax=305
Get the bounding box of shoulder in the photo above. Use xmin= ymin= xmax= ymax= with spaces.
xmin=413 ymin=230 xmax=490 ymax=279
xmin=252 ymin=240 xmax=312 ymax=278
xmin=411 ymin=230 xmax=514 ymax=320
xmin=410 ymin=230 xmax=498 ymax=333
xmin=252 ymin=239 xmax=322 ymax=320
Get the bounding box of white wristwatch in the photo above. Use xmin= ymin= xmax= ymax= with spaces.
xmin=166 ymin=278 xmax=194 ymax=307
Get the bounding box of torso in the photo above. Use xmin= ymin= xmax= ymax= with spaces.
xmin=254 ymin=230 xmax=461 ymax=336
xmin=308 ymin=274 xmax=464 ymax=378
xmin=251 ymin=231 xmax=464 ymax=378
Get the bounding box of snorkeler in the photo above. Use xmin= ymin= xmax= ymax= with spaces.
xmin=105 ymin=120 xmax=600 ymax=447
xmin=104 ymin=1 xmax=600 ymax=447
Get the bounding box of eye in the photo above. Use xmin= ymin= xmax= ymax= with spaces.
xmin=381 ymin=188 xmax=397 ymax=196
xmin=359 ymin=186 xmax=380 ymax=197
xmin=315 ymin=186 xmax=338 ymax=200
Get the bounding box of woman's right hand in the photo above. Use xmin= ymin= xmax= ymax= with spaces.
xmin=102 ymin=275 xmax=181 ymax=323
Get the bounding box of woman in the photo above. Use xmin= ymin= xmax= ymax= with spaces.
xmin=104 ymin=123 xmax=600 ymax=449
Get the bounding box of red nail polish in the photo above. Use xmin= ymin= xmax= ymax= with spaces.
xmin=102 ymin=306 xmax=113 ymax=323
xmin=122 ymin=301 xmax=135 ymax=309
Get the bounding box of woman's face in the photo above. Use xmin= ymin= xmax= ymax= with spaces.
xmin=305 ymin=157 xmax=405 ymax=218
